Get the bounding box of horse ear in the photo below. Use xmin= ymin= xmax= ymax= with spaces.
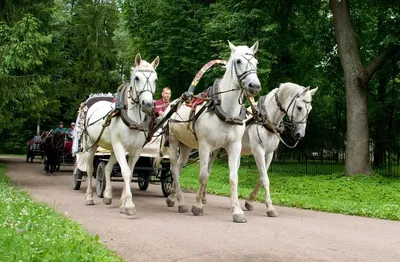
xmin=308 ymin=87 xmax=318 ymax=96
xmin=135 ymin=53 xmax=142 ymax=67
xmin=302 ymin=86 xmax=310 ymax=94
xmin=151 ymin=56 xmax=160 ymax=69
xmin=250 ymin=40 xmax=259 ymax=54
xmin=228 ymin=40 xmax=236 ymax=53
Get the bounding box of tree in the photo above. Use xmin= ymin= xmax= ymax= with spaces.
xmin=330 ymin=0 xmax=398 ymax=175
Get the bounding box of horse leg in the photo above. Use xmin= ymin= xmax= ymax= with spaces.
xmin=191 ymin=145 xmax=211 ymax=216
xmin=227 ymin=141 xmax=246 ymax=223
xmin=49 ymin=154 xmax=56 ymax=176
xmin=245 ymin=145 xmax=265 ymax=211
xmin=85 ymin=147 xmax=97 ymax=206
xmin=262 ymin=152 xmax=277 ymax=217
xmin=103 ymin=152 xmax=117 ymax=205
xmin=200 ymin=149 xmax=219 ymax=204
xmin=165 ymin=136 xmax=180 ymax=208
xmin=175 ymin=145 xmax=191 ymax=213
xmin=113 ymin=143 xmax=137 ymax=216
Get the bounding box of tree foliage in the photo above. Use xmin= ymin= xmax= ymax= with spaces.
xmin=0 ymin=0 xmax=398 ymax=178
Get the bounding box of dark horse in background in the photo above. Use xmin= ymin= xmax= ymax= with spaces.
xmin=39 ymin=131 xmax=65 ymax=175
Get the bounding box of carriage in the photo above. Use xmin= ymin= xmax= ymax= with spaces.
xmin=72 ymin=138 xmax=174 ymax=198
xmin=26 ymin=138 xmax=44 ymax=162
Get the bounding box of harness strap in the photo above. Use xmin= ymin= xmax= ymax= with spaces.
xmin=191 ymin=100 xmax=212 ymax=140
xmin=92 ymin=111 xmax=117 ymax=146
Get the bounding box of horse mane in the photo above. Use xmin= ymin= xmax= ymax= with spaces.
xmin=87 ymin=92 xmax=115 ymax=99
xmin=275 ymin=82 xmax=308 ymax=100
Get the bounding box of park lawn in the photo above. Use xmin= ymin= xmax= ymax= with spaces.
xmin=0 ymin=163 xmax=123 ymax=262
xmin=180 ymin=162 xmax=400 ymax=220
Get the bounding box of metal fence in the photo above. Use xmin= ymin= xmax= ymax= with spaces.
xmin=268 ymin=135 xmax=400 ymax=177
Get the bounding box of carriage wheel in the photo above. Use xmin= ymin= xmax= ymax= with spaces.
xmin=96 ymin=162 xmax=106 ymax=198
xmin=72 ymin=163 xmax=82 ymax=190
xmin=161 ymin=171 xmax=172 ymax=197
xmin=138 ymin=174 xmax=149 ymax=191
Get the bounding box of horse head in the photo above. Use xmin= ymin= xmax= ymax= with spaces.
xmin=130 ymin=53 xmax=160 ymax=115
xmin=227 ymin=40 xmax=261 ymax=96
xmin=284 ymin=85 xmax=318 ymax=141
xmin=40 ymin=132 xmax=64 ymax=151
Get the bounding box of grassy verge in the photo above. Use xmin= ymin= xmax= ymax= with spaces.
xmin=180 ymin=162 xmax=400 ymax=220
xmin=0 ymin=162 xmax=123 ymax=262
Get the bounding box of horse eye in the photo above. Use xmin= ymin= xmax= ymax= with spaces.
xmin=297 ymin=106 xmax=302 ymax=111
xmin=155 ymin=79 xmax=158 ymax=82
xmin=135 ymin=76 xmax=139 ymax=81
xmin=236 ymin=59 xmax=241 ymax=64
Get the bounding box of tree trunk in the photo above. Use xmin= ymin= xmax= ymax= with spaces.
xmin=330 ymin=0 xmax=371 ymax=175
xmin=330 ymin=0 xmax=397 ymax=175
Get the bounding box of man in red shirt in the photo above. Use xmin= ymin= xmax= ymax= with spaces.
xmin=154 ymin=87 xmax=171 ymax=119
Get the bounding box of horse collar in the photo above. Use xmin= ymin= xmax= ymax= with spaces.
xmin=209 ymin=79 xmax=247 ymax=125
xmin=114 ymin=83 xmax=147 ymax=131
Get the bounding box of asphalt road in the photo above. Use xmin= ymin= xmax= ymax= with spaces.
xmin=3 ymin=156 xmax=400 ymax=262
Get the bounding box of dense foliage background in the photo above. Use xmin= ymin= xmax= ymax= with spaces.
xmin=0 ymin=0 xmax=399 ymax=174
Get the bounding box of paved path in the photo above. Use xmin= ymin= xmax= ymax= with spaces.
xmin=2 ymin=156 xmax=400 ymax=262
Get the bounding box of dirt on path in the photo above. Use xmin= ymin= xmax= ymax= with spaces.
xmin=2 ymin=156 xmax=400 ymax=262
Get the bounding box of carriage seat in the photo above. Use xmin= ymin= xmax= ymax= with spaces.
xmin=185 ymin=87 xmax=210 ymax=110
xmin=85 ymin=96 xmax=116 ymax=109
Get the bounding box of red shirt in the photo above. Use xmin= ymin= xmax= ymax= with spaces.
xmin=154 ymin=99 xmax=170 ymax=117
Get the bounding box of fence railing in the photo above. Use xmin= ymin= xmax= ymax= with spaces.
xmin=268 ymin=141 xmax=400 ymax=176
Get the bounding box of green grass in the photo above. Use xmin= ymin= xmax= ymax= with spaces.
xmin=180 ymin=162 xmax=400 ymax=220
xmin=0 ymin=163 xmax=123 ymax=262
xmin=0 ymin=154 xmax=25 ymax=157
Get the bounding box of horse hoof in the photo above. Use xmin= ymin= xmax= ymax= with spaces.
xmin=245 ymin=201 xmax=253 ymax=211
xmin=233 ymin=213 xmax=246 ymax=223
xmin=103 ymin=197 xmax=112 ymax=205
xmin=178 ymin=204 xmax=189 ymax=213
xmin=191 ymin=205 xmax=203 ymax=216
xmin=267 ymin=210 xmax=278 ymax=217
xmin=166 ymin=198 xmax=175 ymax=207
xmin=85 ymin=199 xmax=94 ymax=206
xmin=125 ymin=207 xmax=137 ymax=216
xmin=202 ymin=199 xmax=207 ymax=204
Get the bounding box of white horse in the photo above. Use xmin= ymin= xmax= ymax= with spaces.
xmin=82 ymin=54 xmax=159 ymax=215
xmin=200 ymin=82 xmax=318 ymax=217
xmin=161 ymin=41 xmax=261 ymax=223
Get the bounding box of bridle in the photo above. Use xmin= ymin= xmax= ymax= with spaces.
xmin=128 ymin=69 xmax=156 ymax=106
xmin=231 ymin=53 xmax=258 ymax=104
xmin=275 ymin=91 xmax=311 ymax=131
xmin=233 ymin=53 xmax=258 ymax=88
xmin=250 ymin=87 xmax=311 ymax=149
